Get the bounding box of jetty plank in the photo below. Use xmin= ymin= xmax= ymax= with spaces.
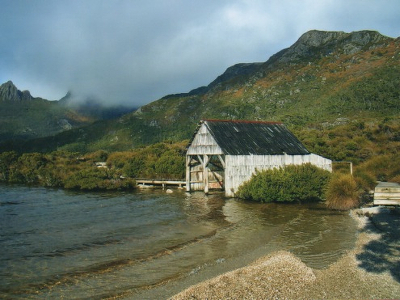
xmin=136 ymin=179 xmax=186 ymax=188
xmin=374 ymin=182 xmax=400 ymax=205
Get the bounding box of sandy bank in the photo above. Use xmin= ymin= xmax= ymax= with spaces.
xmin=171 ymin=207 xmax=400 ymax=299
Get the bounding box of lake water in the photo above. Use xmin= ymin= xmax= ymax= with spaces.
xmin=0 ymin=185 xmax=357 ymax=299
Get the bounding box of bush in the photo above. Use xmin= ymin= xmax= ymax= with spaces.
xmin=85 ymin=150 xmax=109 ymax=162
xmin=106 ymin=151 xmax=136 ymax=169
xmin=15 ymin=153 xmax=48 ymax=184
xmin=64 ymin=167 xmax=135 ymax=191
xmin=123 ymin=156 xmax=146 ymax=178
xmin=354 ymin=154 xmax=400 ymax=191
xmin=237 ymin=163 xmax=331 ymax=203
xmin=0 ymin=151 xmax=19 ymax=181
xmin=325 ymin=174 xmax=359 ymax=210
xmin=354 ymin=170 xmax=376 ymax=192
xmin=154 ymin=150 xmax=185 ymax=179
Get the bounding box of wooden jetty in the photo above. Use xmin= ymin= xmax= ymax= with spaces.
xmin=136 ymin=179 xmax=186 ymax=189
xmin=374 ymin=182 xmax=400 ymax=206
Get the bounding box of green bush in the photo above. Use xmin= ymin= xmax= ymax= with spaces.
xmin=154 ymin=150 xmax=185 ymax=179
xmin=106 ymin=151 xmax=135 ymax=169
xmin=16 ymin=153 xmax=48 ymax=184
xmin=123 ymin=156 xmax=146 ymax=178
xmin=237 ymin=163 xmax=331 ymax=203
xmin=0 ymin=151 xmax=19 ymax=181
xmin=325 ymin=174 xmax=359 ymax=210
xmin=64 ymin=167 xmax=135 ymax=191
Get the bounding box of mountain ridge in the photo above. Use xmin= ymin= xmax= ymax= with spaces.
xmin=163 ymin=30 xmax=394 ymax=99
xmin=0 ymin=81 xmax=136 ymax=141
xmin=1 ymin=29 xmax=399 ymax=153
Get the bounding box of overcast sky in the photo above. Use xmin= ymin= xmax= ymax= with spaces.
xmin=1 ymin=0 xmax=399 ymax=106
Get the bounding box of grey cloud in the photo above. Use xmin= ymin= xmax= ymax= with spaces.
xmin=1 ymin=0 xmax=399 ymax=106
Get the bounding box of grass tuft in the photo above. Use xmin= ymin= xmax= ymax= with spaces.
xmin=325 ymin=174 xmax=359 ymax=210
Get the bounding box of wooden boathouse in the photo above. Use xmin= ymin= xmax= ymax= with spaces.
xmin=186 ymin=120 xmax=332 ymax=197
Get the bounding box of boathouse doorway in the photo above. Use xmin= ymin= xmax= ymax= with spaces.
xmin=186 ymin=154 xmax=225 ymax=194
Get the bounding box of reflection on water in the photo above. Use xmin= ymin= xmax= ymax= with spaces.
xmin=0 ymin=186 xmax=357 ymax=299
xmin=223 ymin=200 xmax=357 ymax=268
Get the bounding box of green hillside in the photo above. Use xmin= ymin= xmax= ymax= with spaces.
xmin=1 ymin=30 xmax=399 ymax=157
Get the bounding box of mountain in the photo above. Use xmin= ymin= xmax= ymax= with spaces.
xmin=0 ymin=82 xmax=136 ymax=142
xmin=0 ymin=81 xmax=93 ymax=141
xmin=1 ymin=30 xmax=399 ymax=153
xmin=0 ymin=80 xmax=34 ymax=101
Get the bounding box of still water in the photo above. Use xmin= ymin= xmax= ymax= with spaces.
xmin=0 ymin=185 xmax=357 ymax=299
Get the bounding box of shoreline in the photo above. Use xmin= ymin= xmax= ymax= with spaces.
xmin=170 ymin=206 xmax=400 ymax=299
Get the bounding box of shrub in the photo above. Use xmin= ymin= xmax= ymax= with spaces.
xmin=85 ymin=150 xmax=109 ymax=162
xmin=237 ymin=163 xmax=331 ymax=203
xmin=64 ymin=168 xmax=135 ymax=191
xmin=354 ymin=154 xmax=400 ymax=190
xmin=0 ymin=151 xmax=19 ymax=181
xmin=15 ymin=153 xmax=48 ymax=184
xmin=123 ymin=156 xmax=146 ymax=178
xmin=106 ymin=151 xmax=136 ymax=169
xmin=325 ymin=174 xmax=359 ymax=210
xmin=390 ymin=174 xmax=400 ymax=184
xmin=154 ymin=150 xmax=185 ymax=179
xmin=354 ymin=170 xmax=376 ymax=191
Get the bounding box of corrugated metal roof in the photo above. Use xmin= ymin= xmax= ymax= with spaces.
xmin=196 ymin=119 xmax=310 ymax=155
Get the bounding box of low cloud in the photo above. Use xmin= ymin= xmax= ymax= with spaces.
xmin=1 ymin=0 xmax=399 ymax=106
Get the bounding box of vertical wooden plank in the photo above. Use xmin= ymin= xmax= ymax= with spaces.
xmin=204 ymin=154 xmax=209 ymax=194
xmin=186 ymin=155 xmax=191 ymax=192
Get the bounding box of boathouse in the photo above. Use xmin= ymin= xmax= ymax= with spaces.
xmin=186 ymin=120 xmax=332 ymax=197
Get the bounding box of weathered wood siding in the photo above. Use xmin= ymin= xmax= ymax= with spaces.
xmin=374 ymin=182 xmax=400 ymax=205
xmin=188 ymin=165 xmax=204 ymax=191
xmin=187 ymin=123 xmax=223 ymax=155
xmin=224 ymin=154 xmax=332 ymax=197
xmin=188 ymin=164 xmax=224 ymax=191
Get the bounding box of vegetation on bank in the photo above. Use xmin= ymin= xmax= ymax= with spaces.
xmin=296 ymin=117 xmax=400 ymax=167
xmin=236 ymin=150 xmax=400 ymax=209
xmin=0 ymin=116 xmax=399 ymax=208
xmin=237 ymin=164 xmax=362 ymax=210
xmin=237 ymin=164 xmax=331 ymax=203
xmin=234 ymin=116 xmax=400 ymax=208
xmin=325 ymin=174 xmax=359 ymax=210
xmin=0 ymin=142 xmax=186 ymax=191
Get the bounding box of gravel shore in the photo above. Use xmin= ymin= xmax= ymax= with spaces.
xmin=171 ymin=207 xmax=400 ymax=299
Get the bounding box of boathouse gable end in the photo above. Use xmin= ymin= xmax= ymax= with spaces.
xmin=186 ymin=120 xmax=332 ymax=197
xmin=186 ymin=123 xmax=223 ymax=155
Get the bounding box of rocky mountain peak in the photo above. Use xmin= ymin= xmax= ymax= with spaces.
xmin=270 ymin=30 xmax=392 ymax=64
xmin=0 ymin=80 xmax=33 ymax=101
xmin=296 ymin=30 xmax=347 ymax=47
xmin=297 ymin=30 xmax=388 ymax=49
xmin=196 ymin=30 xmax=393 ymax=94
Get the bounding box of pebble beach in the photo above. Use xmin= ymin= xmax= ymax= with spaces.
xmin=171 ymin=207 xmax=400 ymax=299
